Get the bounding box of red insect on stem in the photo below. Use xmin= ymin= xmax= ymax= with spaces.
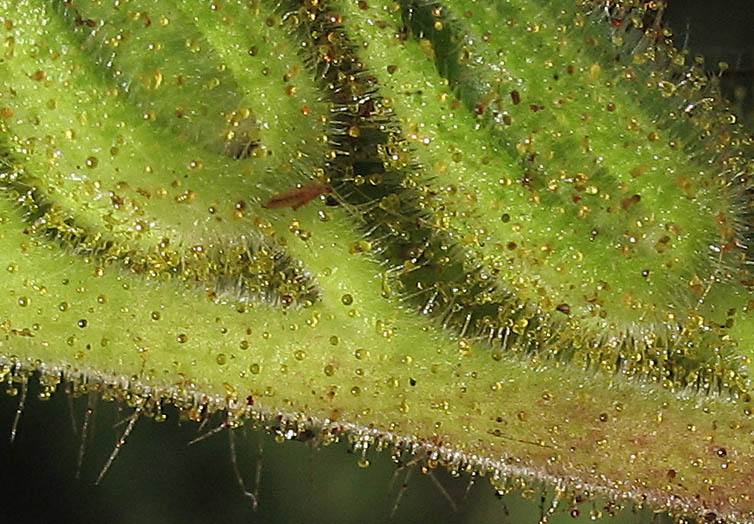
xmin=262 ymin=182 xmax=332 ymax=211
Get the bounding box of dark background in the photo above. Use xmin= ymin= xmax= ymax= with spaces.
xmin=0 ymin=385 xmax=674 ymax=524
xmin=1 ymin=2 xmax=753 ymax=523
xmin=666 ymin=1 xmax=754 ymax=119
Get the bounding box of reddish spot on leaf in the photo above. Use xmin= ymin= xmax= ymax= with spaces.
xmin=262 ymin=182 xmax=332 ymax=211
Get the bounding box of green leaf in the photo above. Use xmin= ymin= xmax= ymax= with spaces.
xmin=2 ymin=0 xmax=754 ymax=521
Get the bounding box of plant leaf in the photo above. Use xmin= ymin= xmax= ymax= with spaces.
xmin=2 ymin=1 xmax=754 ymax=521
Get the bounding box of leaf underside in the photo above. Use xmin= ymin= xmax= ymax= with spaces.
xmin=2 ymin=0 xmax=754 ymax=522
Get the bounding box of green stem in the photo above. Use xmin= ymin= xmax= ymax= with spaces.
xmin=2 ymin=0 xmax=754 ymax=522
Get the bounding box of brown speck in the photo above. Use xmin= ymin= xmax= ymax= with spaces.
xmin=262 ymin=182 xmax=332 ymax=211
xmin=511 ymin=90 xmax=521 ymax=105
xmin=357 ymin=98 xmax=375 ymax=118
xmin=621 ymin=194 xmax=641 ymax=210
xmin=556 ymin=303 xmax=571 ymax=315
xmin=75 ymin=16 xmax=97 ymax=27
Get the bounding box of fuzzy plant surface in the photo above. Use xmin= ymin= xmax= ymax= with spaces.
xmin=1 ymin=0 xmax=754 ymax=522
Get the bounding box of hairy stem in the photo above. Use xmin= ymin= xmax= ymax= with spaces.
xmin=2 ymin=1 xmax=754 ymax=522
